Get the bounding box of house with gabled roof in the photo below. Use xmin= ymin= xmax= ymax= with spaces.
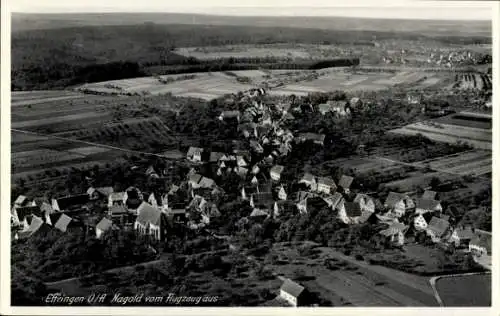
xmin=279 ymin=278 xmax=309 ymax=307
xmin=218 ymin=110 xmax=241 ymax=122
xmin=11 ymin=205 xmax=42 ymax=229
xmin=145 ymin=165 xmax=160 ymax=178
xmin=273 ymin=200 xmax=297 ymax=218
xmin=108 ymin=192 xmax=125 ymax=209
xmin=187 ymin=147 xmax=204 ymax=163
xmin=413 ymin=212 xmax=434 ymax=231
xmin=317 ymin=177 xmax=336 ymax=194
xmin=210 ymin=152 xmax=225 ymax=163
xmin=52 ymin=194 xmax=89 ymax=212
xmin=415 ymin=198 xmax=442 ymax=215
xmin=299 ymin=173 xmax=317 ymax=189
xmin=124 ymin=187 xmax=144 ymax=213
xmin=15 ymin=215 xmax=46 ymax=240
xmin=13 ymin=195 xmax=29 ymax=207
xmin=250 ymin=140 xmax=264 ymax=154
xmin=322 ymin=192 xmax=344 ymax=210
xmin=422 ymin=190 xmax=438 ymax=200
xmin=449 ymin=226 xmax=476 ymax=247
xmin=469 ymin=231 xmax=491 ymax=257
xmin=277 ymin=185 xmax=288 ymax=200
xmin=96 ymin=218 xmax=113 ymax=239
xmin=296 ymin=133 xmax=325 ymax=146
xmin=384 ymin=192 xmax=415 ymax=218
xmin=250 ymin=192 xmax=274 ymax=210
xmin=337 ymin=200 xmax=363 ymax=225
xmin=54 ymin=214 xmax=74 ymax=233
xmin=338 ymin=175 xmax=354 ymax=194
xmin=426 ymin=216 xmax=450 ymax=243
xmin=353 ymin=193 xmax=376 ymax=214
xmin=108 ymin=204 xmax=129 ymax=223
xmin=249 ymin=208 xmax=270 ymax=221
xmin=135 ymin=202 xmax=166 ymax=241
xmin=270 ymin=165 xmax=285 ymax=181
xmin=379 ymin=222 xmax=408 ymax=246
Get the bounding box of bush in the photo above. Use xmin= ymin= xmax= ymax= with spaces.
xmin=355 ymin=254 xmax=364 ymax=261
xmin=343 ymin=249 xmax=352 ymax=256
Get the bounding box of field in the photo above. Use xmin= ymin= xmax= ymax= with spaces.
xmin=263 ymin=242 xmax=438 ymax=306
xmin=390 ymin=112 xmax=492 ymax=150
xmin=452 ymin=73 xmax=492 ymax=91
xmin=413 ymin=150 xmax=491 ymax=176
xmin=174 ymin=45 xmax=312 ymax=60
xmin=435 ymin=274 xmax=491 ymax=306
xmin=11 ymin=91 xmax=181 ymax=185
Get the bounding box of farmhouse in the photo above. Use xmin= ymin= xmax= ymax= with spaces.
xmin=13 ymin=195 xmax=29 ymax=207
xmin=279 ymin=278 xmax=308 ymax=307
xmin=384 ymin=192 xmax=415 ymax=218
xmin=187 ymin=147 xmax=204 ymax=162
xmin=413 ymin=213 xmax=434 ymax=231
xmin=250 ymin=192 xmax=274 ymax=209
xmin=469 ymin=232 xmax=492 ymax=257
xmin=297 ymin=133 xmax=325 ymax=146
xmin=209 ymin=152 xmax=225 ymax=163
xmin=218 ymin=110 xmax=240 ymax=122
xmin=449 ymin=226 xmax=476 ymax=247
xmin=249 ymin=208 xmax=270 ymax=221
xmin=422 ymin=190 xmax=438 ymax=200
xmin=318 ymin=101 xmax=351 ymax=116
xmin=15 ymin=215 xmax=45 ymax=240
xmin=299 ymin=173 xmax=317 ymax=189
xmin=108 ymin=192 xmax=126 ymax=208
xmin=108 ymin=204 xmax=129 ymax=222
xmin=353 ymin=194 xmax=376 ymax=213
xmin=11 ymin=205 xmax=42 ymax=228
xmin=270 ymin=165 xmax=285 ymax=181
xmin=96 ymin=218 xmax=113 ymax=239
xmin=135 ymin=202 xmax=166 ymax=241
xmin=277 ymin=185 xmax=288 ymax=200
xmin=322 ymin=192 xmax=344 ymax=210
xmin=379 ymin=222 xmax=408 ymax=246
xmin=317 ymin=177 xmax=336 ymax=194
xmin=250 ymin=140 xmax=264 ymax=153
xmin=337 ymin=200 xmax=362 ymax=225
xmin=415 ymin=198 xmax=442 ymax=215
xmin=51 ymin=194 xmax=89 ymax=212
xmin=54 ymin=214 xmax=74 ymax=233
xmin=338 ymin=175 xmax=354 ymax=194
xmin=145 ymin=165 xmax=159 ymax=178
xmin=426 ymin=216 xmax=450 ymax=243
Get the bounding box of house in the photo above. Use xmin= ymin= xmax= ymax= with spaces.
xmin=337 ymin=201 xmax=362 ymax=225
xmin=299 ymin=173 xmax=317 ymax=189
xmin=379 ymin=222 xmax=408 ymax=246
xmin=186 ymin=147 xmax=204 ymax=163
xmin=277 ymin=185 xmax=288 ymax=200
xmin=270 ymin=165 xmax=285 ymax=181
xmin=15 ymin=216 xmax=45 ymax=240
xmin=218 ymin=110 xmax=240 ymax=122
xmin=135 ymin=202 xmax=166 ymax=241
xmin=209 ymin=152 xmax=225 ymax=163
xmin=317 ymin=177 xmax=336 ymax=194
xmin=124 ymin=187 xmax=144 ymax=213
xmin=249 ymin=208 xmax=270 ymax=221
xmin=148 ymin=193 xmax=161 ymax=208
xmin=108 ymin=204 xmax=129 ymax=222
xmin=279 ymin=279 xmax=308 ymax=307
xmin=415 ymin=198 xmax=442 ymax=215
xmin=198 ymin=177 xmax=216 ymax=189
xmin=322 ymin=192 xmax=344 ymax=210
xmin=13 ymin=195 xmax=29 ymax=207
xmin=188 ymin=195 xmax=208 ymax=212
xmin=236 ymin=155 xmax=249 ymax=168
xmin=295 ymin=191 xmax=318 ymax=214
xmin=449 ymin=226 xmax=476 ymax=247
xmin=96 ymin=218 xmax=113 ymax=239
xmin=108 ymin=192 xmax=125 ymax=208
xmin=11 ymin=205 xmax=42 ymax=228
xmin=469 ymin=232 xmax=492 ymax=257
xmin=251 ymin=165 xmax=261 ymax=175
xmin=51 ymin=194 xmax=89 ymax=212
xmin=338 ymin=175 xmax=354 ymax=194
xmin=297 ymin=133 xmax=325 ymax=146
xmin=188 ymin=173 xmax=203 ymax=187
xmin=353 ymin=194 xmax=376 ymax=214
xmin=250 ymin=192 xmax=274 ymax=209
xmin=426 ymin=216 xmax=450 ymax=243
xmin=241 ymin=186 xmax=258 ymax=200
xmin=413 ymin=212 xmax=434 ymax=231
xmin=318 ymin=101 xmax=351 ymax=116
xmin=384 ymin=192 xmax=415 ymax=218
xmin=54 ymin=214 xmax=74 ymax=233
xmin=422 ymin=190 xmax=438 ymax=200
xmin=350 ymin=97 xmax=363 ymax=108
xmin=165 ymin=204 xmax=188 ymax=224
xmin=273 ymin=200 xmax=297 ymax=217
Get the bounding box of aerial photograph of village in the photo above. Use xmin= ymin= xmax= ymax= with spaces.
xmin=8 ymin=0 xmax=492 ymax=309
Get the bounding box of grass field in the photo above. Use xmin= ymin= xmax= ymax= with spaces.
xmin=264 ymin=242 xmax=438 ymax=306
xmin=435 ymin=274 xmax=491 ymax=306
xmin=413 ymin=150 xmax=491 ymax=176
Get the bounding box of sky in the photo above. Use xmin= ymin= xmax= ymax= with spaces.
xmin=10 ymin=0 xmax=494 ymax=20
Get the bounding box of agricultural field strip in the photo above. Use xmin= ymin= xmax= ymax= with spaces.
xmin=414 ymin=150 xmax=491 ymax=168
xmin=12 ymin=112 xmax=106 ymax=129
xmin=11 ymin=95 xmax=86 ymax=107
xmin=390 ymin=128 xmax=491 ymax=150
xmin=12 ymin=107 xmax=109 ymax=121
xmin=427 ymin=154 xmax=491 ymax=171
xmin=401 ymin=125 xmax=491 ymax=143
xmin=444 ymin=159 xmax=491 ymax=175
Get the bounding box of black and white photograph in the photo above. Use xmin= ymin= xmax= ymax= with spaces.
xmin=1 ymin=0 xmax=496 ymax=312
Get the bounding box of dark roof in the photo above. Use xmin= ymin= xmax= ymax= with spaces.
xmin=54 ymin=194 xmax=89 ymax=210
xmin=338 ymin=175 xmax=354 ymax=189
xmin=251 ymin=192 xmax=274 ymax=208
xmin=136 ymin=202 xmax=162 ymax=226
xmin=210 ymin=152 xmax=225 ymax=162
xmin=126 ymin=198 xmax=143 ymax=210
xmin=427 ymin=217 xmax=450 ymax=237
xmin=384 ymin=192 xmax=411 ymax=208
xmin=422 ymin=190 xmax=437 ymax=200
xmin=280 ymin=279 xmax=305 ymax=298
xmin=344 ymin=201 xmax=362 ymax=217
xmin=96 ymin=218 xmax=113 ymax=232
xmin=415 ymin=198 xmax=441 ymax=210
xmin=318 ymin=177 xmax=336 ymax=187
xmin=54 ymin=214 xmax=73 ymax=232
xmin=14 ymin=206 xmax=42 ymax=222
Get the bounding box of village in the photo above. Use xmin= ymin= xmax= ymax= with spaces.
xmin=10 ymin=86 xmax=491 ymax=307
